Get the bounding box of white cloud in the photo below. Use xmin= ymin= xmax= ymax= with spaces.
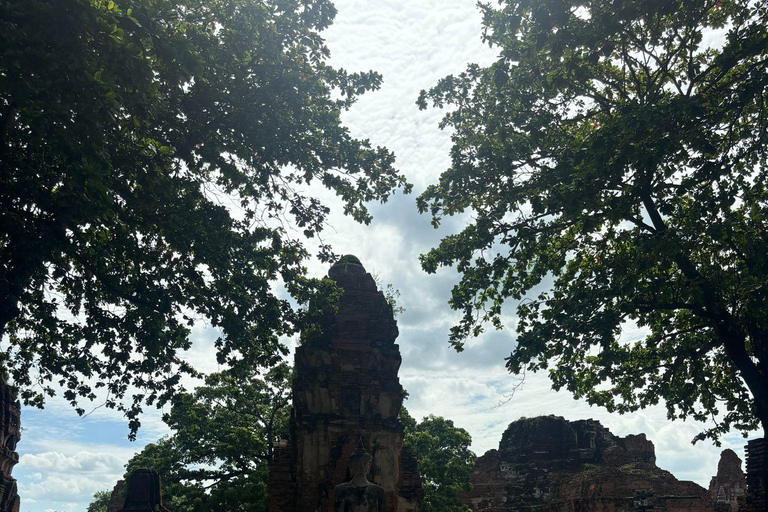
xmin=21 ymin=473 xmax=116 ymax=503
xmin=20 ymin=451 xmax=125 ymax=474
xmin=16 ymin=437 xmax=141 ymax=511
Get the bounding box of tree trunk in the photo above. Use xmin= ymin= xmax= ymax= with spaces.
xmin=719 ymin=328 xmax=768 ymax=439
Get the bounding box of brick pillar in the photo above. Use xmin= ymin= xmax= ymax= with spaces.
xmin=268 ymin=440 xmax=295 ymax=512
xmin=743 ymin=438 xmax=767 ymax=512
xmin=120 ymin=469 xmax=169 ymax=512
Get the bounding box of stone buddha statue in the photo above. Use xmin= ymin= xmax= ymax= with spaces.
xmin=333 ymin=439 xmax=386 ymax=512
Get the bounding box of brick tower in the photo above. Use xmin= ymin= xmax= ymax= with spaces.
xmin=268 ymin=255 xmax=422 ymax=512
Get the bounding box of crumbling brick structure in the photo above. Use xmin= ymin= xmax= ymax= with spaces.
xmin=0 ymin=380 xmax=20 ymax=512
xmin=708 ymin=449 xmax=746 ymax=511
xmin=461 ymin=415 xmax=719 ymax=512
xmin=268 ymin=255 xmax=422 ymax=512
xmin=112 ymin=469 xmax=168 ymax=512
xmin=107 ymin=480 xmax=126 ymax=512
xmin=743 ymin=438 xmax=766 ymax=512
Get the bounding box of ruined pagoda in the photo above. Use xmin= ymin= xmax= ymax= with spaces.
xmin=268 ymin=255 xmax=422 ymax=512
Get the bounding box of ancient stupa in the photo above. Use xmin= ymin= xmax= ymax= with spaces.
xmin=268 ymin=255 xmax=422 ymax=512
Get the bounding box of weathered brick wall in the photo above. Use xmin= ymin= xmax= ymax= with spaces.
xmin=122 ymin=469 xmax=169 ymax=512
xmin=742 ymin=438 xmax=766 ymax=512
xmin=267 ymin=440 xmax=295 ymax=512
xmin=268 ymin=256 xmax=422 ymax=511
xmin=0 ymin=380 xmax=20 ymax=512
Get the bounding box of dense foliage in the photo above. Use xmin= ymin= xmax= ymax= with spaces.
xmin=0 ymin=0 xmax=407 ymax=433
xmin=418 ymin=0 xmax=768 ymax=441
xmin=124 ymin=362 xmax=290 ymax=511
xmin=402 ymin=410 xmax=475 ymax=512
xmin=86 ymin=490 xmax=111 ymax=512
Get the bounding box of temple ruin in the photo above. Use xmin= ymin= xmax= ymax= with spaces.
xmin=268 ymin=255 xmax=423 ymax=512
xmin=77 ymin=256 xmax=768 ymax=512
xmin=0 ymin=380 xmax=20 ymax=512
xmin=709 ymin=449 xmax=747 ymax=511
xmin=460 ymin=415 xmax=749 ymax=512
xmin=120 ymin=469 xmax=169 ymax=512
xmin=106 ymin=469 xmax=169 ymax=512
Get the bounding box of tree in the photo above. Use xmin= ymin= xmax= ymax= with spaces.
xmin=87 ymin=490 xmax=111 ymax=512
xmin=418 ymin=0 xmax=768 ymax=441
xmin=401 ymin=409 xmax=475 ymax=512
xmin=0 ymin=0 xmax=407 ymax=434
xmin=125 ymin=361 xmax=291 ymax=511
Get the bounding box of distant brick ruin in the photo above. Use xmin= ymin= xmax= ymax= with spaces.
xmin=121 ymin=469 xmax=168 ymax=512
xmin=0 ymin=380 xmax=20 ymax=512
xmin=107 ymin=469 xmax=168 ymax=512
xmin=107 ymin=479 xmax=126 ymax=512
xmin=709 ymin=449 xmax=746 ymax=511
xmin=460 ymin=416 xmax=751 ymax=512
xmin=268 ymin=255 xmax=423 ymax=511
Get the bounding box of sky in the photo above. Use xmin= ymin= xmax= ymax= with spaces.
xmin=16 ymin=1 xmax=757 ymax=511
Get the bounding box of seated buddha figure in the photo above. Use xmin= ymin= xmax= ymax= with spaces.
xmin=333 ymin=439 xmax=386 ymax=512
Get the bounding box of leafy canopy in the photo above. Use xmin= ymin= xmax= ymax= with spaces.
xmin=86 ymin=490 xmax=111 ymax=512
xmin=418 ymin=0 xmax=768 ymax=441
xmin=125 ymin=362 xmax=291 ymax=512
xmin=401 ymin=410 xmax=475 ymax=512
xmin=0 ymin=0 xmax=408 ymax=434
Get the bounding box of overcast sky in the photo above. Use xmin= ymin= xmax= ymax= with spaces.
xmin=18 ymin=1 xmax=756 ymax=511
